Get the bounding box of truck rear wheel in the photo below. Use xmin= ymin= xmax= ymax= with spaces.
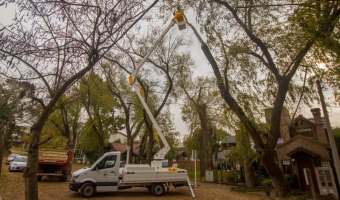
xmin=37 ymin=176 xmax=42 ymax=181
xmin=60 ymin=176 xmax=67 ymax=182
xmin=61 ymin=169 xmax=68 ymax=182
xmin=80 ymin=182 xmax=96 ymax=198
xmin=151 ymin=183 xmax=165 ymax=196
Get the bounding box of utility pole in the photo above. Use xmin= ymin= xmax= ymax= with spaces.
xmin=316 ymin=80 xmax=340 ymax=196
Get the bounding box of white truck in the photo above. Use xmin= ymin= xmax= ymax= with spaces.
xmin=69 ymin=151 xmax=190 ymax=198
xmin=69 ymin=11 xmax=194 ymax=198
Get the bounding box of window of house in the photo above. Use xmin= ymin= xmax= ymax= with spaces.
xmin=282 ymin=160 xmax=292 ymax=173
xmin=321 ymin=160 xmax=331 ymax=168
xmin=296 ymin=127 xmax=314 ymax=137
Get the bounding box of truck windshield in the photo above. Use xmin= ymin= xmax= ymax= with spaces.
xmin=95 ymin=155 xmax=117 ymax=170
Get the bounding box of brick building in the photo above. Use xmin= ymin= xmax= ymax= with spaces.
xmin=272 ymin=108 xmax=339 ymax=198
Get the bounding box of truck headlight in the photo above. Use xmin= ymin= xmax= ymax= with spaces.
xmin=71 ymin=174 xmax=79 ymax=182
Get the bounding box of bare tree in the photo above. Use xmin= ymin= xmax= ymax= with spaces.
xmin=0 ymin=1 xmax=159 ymax=199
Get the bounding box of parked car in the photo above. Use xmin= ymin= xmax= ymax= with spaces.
xmin=8 ymin=156 xmax=27 ymax=172
xmin=6 ymin=153 xmax=20 ymax=164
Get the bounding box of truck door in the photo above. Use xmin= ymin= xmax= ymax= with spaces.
xmin=94 ymin=154 xmax=119 ymax=192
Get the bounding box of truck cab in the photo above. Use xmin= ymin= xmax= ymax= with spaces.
xmin=69 ymin=151 xmax=121 ymax=197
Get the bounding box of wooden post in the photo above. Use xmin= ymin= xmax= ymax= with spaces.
xmin=304 ymin=168 xmax=317 ymax=200
xmin=193 ymin=150 xmax=197 ymax=186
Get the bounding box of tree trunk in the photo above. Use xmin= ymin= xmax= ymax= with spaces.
xmin=207 ymin=127 xmax=214 ymax=169
xmin=0 ymin=125 xmax=4 ymax=177
xmin=244 ymin=157 xmax=257 ymax=187
xmin=24 ymin=128 xmax=40 ymax=200
xmin=197 ymin=103 xmax=213 ymax=177
xmin=0 ymin=121 xmax=11 ymax=178
xmin=199 ymin=127 xmax=206 ymax=177
xmin=97 ymin=135 xmax=105 ymax=156
xmin=146 ymin=123 xmax=154 ymax=164
xmin=137 ymin=129 xmax=148 ymax=163
xmin=127 ymin=137 xmax=133 ymax=164
xmin=239 ymin=129 xmax=257 ymax=187
xmin=125 ymin=112 xmax=133 ymax=164
xmin=261 ymin=149 xmax=290 ymax=197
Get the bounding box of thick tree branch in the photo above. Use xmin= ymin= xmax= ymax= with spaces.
xmin=213 ymin=0 xmax=281 ymax=81
xmin=37 ymin=136 xmax=53 ymax=146
xmin=0 ymin=49 xmax=53 ymax=96
xmin=99 ymin=0 xmax=160 ymax=59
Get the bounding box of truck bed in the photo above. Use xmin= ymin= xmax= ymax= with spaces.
xmin=122 ymin=165 xmax=188 ymax=184
xmin=38 ymin=150 xmax=69 ymax=164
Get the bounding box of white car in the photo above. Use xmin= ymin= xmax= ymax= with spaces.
xmin=6 ymin=153 xmax=20 ymax=164
xmin=8 ymin=156 xmax=27 ymax=172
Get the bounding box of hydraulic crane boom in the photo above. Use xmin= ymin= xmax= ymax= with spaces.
xmin=129 ymin=11 xmax=186 ymax=160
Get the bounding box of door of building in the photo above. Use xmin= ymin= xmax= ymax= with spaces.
xmin=297 ymin=157 xmax=319 ymax=193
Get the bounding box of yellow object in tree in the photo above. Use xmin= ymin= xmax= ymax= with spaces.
xmin=138 ymin=86 xmax=144 ymax=98
xmin=173 ymin=11 xmax=186 ymax=30
xmin=173 ymin=11 xmax=184 ymax=21
xmin=153 ymin=128 xmax=159 ymax=143
xmin=128 ymin=74 xmax=133 ymax=85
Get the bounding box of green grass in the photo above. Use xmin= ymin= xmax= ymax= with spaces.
xmin=0 ymin=170 xmax=8 ymax=178
xmin=187 ymin=170 xmax=200 ymax=179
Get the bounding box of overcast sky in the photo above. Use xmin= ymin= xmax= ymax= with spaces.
xmin=0 ymin=4 xmax=339 ymax=141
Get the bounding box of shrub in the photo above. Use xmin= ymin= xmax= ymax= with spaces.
xmin=226 ymin=170 xmax=237 ymax=183
xmin=259 ymin=177 xmax=272 ymax=188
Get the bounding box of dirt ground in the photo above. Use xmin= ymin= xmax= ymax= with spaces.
xmin=0 ymin=156 xmax=270 ymax=200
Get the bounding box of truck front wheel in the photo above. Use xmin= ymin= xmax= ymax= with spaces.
xmin=151 ymin=183 xmax=165 ymax=196
xmin=80 ymin=182 xmax=96 ymax=198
